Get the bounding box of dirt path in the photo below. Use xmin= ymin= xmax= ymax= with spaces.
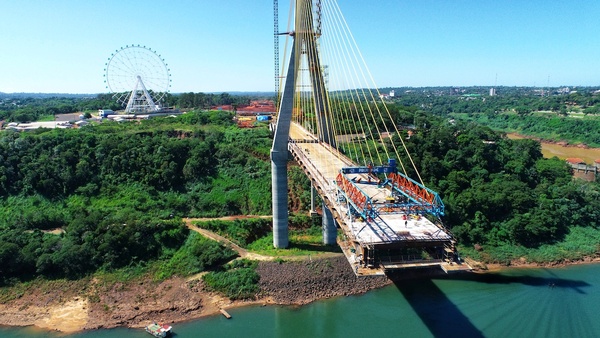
xmin=183 ymin=217 xmax=344 ymax=262
xmin=184 ymin=218 xmax=274 ymax=261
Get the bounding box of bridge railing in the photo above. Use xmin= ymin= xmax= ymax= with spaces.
xmin=288 ymin=142 xmax=332 ymax=193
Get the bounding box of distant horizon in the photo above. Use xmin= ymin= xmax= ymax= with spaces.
xmin=2 ymin=84 xmax=600 ymax=97
xmin=1 ymin=1 xmax=600 ymax=94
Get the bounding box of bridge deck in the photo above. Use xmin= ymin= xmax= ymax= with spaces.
xmin=288 ymin=123 xmax=463 ymax=276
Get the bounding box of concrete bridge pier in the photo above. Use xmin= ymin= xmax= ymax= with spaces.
xmin=271 ymin=150 xmax=289 ymax=248
xmin=310 ymin=183 xmax=319 ymax=217
xmin=322 ymin=202 xmax=337 ymax=245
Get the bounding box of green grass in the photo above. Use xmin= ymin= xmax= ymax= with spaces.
xmin=247 ymin=227 xmax=341 ymax=257
xmin=94 ymin=262 xmax=153 ymax=284
xmin=0 ymin=277 xmax=90 ymax=303
xmin=193 ymin=216 xmax=341 ymax=257
xmin=36 ymin=114 xmax=56 ymax=122
xmin=192 ymin=218 xmax=272 ymax=246
xmin=0 ymin=281 xmax=30 ymax=303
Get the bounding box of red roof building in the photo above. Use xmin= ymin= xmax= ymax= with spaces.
xmin=565 ymin=158 xmax=585 ymax=164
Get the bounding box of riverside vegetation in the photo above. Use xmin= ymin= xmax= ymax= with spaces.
xmin=383 ymin=86 xmax=600 ymax=147
xmin=0 ymin=93 xmax=599 ymax=304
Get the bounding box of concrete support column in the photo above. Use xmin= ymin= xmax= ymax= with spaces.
xmin=271 ymin=150 xmax=289 ymax=248
xmin=322 ymin=202 xmax=337 ymax=245
xmin=310 ymin=182 xmax=318 ymax=217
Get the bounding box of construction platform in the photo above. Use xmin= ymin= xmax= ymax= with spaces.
xmin=342 ymin=175 xmax=452 ymax=245
xmin=286 ymin=122 xmax=471 ymax=276
xmin=335 ymin=196 xmax=464 ymax=276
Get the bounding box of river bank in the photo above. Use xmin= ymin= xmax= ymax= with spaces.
xmin=0 ymin=256 xmax=390 ymax=334
xmin=506 ymin=132 xmax=600 ymax=164
xmin=472 ymin=254 xmax=600 ymax=273
xmin=2 ymin=253 xmax=599 ymax=334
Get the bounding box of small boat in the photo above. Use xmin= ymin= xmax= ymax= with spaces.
xmin=145 ymin=322 xmax=173 ymax=337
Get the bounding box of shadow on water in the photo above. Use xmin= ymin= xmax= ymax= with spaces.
xmin=438 ymin=268 xmax=591 ymax=294
xmin=391 ymin=274 xmax=485 ymax=338
xmin=388 ymin=268 xmax=591 ymax=338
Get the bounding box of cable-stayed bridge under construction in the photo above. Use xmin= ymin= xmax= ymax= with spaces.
xmin=271 ymin=0 xmax=471 ymax=276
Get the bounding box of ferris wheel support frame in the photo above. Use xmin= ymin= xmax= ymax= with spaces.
xmin=125 ymin=75 xmax=159 ymax=113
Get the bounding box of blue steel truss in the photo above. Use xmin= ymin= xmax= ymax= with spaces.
xmin=337 ymin=159 xmax=445 ymax=220
xmin=380 ymin=172 xmax=445 ymax=217
xmin=336 ymin=174 xmax=379 ymax=221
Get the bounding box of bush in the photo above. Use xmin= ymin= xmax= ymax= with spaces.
xmin=202 ymin=259 xmax=259 ymax=300
xmin=155 ymin=232 xmax=237 ymax=280
xmin=459 ymin=226 xmax=600 ymax=265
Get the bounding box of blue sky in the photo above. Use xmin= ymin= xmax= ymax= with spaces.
xmin=1 ymin=0 xmax=599 ymax=94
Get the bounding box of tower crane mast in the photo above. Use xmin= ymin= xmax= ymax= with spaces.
xmin=274 ymin=0 xmax=280 ymax=98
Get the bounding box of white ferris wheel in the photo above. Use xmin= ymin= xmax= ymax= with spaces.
xmin=103 ymin=45 xmax=171 ymax=113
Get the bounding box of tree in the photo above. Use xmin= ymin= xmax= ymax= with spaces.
xmin=515 ymin=106 xmax=531 ymax=116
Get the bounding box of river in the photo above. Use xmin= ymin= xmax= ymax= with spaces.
xmin=2 ymin=263 xmax=599 ymax=338
xmin=507 ymin=133 xmax=600 ymax=165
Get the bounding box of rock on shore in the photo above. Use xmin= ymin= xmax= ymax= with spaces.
xmin=257 ymin=256 xmax=391 ymax=304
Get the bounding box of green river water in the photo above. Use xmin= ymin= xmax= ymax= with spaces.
xmin=1 ymin=263 xmax=599 ymax=338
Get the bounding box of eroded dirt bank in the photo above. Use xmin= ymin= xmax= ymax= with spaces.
xmin=0 ymin=256 xmax=391 ymax=333
xmin=4 ymin=254 xmax=597 ymax=333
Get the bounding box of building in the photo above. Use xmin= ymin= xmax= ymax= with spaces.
xmin=98 ymin=109 xmax=114 ymax=118
xmin=567 ymin=158 xmax=597 ymax=182
xmin=565 ymin=158 xmax=585 ymax=165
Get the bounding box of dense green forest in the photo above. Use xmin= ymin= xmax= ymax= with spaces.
xmin=384 ymin=86 xmax=600 ymax=116
xmin=1 ymin=91 xmax=600 ymax=286
xmin=333 ymin=99 xmax=600 ymax=255
xmin=452 ymin=113 xmax=600 ymax=147
xmin=393 ymin=117 xmax=599 ymax=243
xmin=0 ymin=110 xmax=280 ymax=284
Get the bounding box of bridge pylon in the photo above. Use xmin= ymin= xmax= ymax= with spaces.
xmin=270 ymin=1 xmax=471 ymax=275
xmin=294 ymin=0 xmax=335 ymax=148
xmin=271 ymin=0 xmax=336 ymax=249
xmin=271 ymin=42 xmax=296 ymax=248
